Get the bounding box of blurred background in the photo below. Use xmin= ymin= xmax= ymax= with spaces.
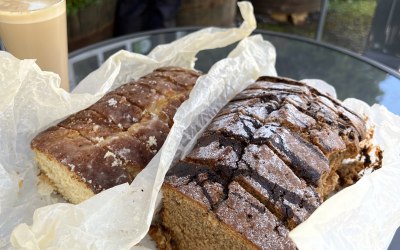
xmin=66 ymin=0 xmax=400 ymax=70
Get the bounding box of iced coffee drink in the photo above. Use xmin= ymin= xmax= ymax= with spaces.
xmin=0 ymin=0 xmax=69 ymax=90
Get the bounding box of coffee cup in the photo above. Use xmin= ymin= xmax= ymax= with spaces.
xmin=0 ymin=0 xmax=69 ymax=91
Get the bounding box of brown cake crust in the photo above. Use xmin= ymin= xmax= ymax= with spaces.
xmin=161 ymin=76 xmax=367 ymax=249
xmin=31 ymin=67 xmax=201 ymax=204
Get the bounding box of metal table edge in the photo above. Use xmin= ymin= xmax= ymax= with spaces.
xmin=68 ymin=27 xmax=400 ymax=79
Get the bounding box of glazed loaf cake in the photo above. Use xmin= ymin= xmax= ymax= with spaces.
xmin=31 ymin=67 xmax=201 ymax=204
xmin=161 ymin=76 xmax=367 ymax=249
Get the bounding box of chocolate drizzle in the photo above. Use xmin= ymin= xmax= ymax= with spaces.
xmin=164 ymin=76 xmax=367 ymax=249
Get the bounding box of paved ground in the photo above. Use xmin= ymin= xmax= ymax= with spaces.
xmin=256 ymin=0 xmax=377 ymax=54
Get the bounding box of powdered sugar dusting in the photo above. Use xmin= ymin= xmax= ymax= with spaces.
xmin=68 ymin=163 xmax=76 ymax=172
xmin=215 ymin=182 xmax=294 ymax=249
xmin=188 ymin=141 xmax=238 ymax=166
xmin=147 ymin=136 xmax=157 ymax=147
xmin=93 ymin=137 xmax=104 ymax=143
xmin=104 ymin=151 xmax=123 ymax=167
xmin=268 ymin=103 xmax=316 ymax=129
xmin=93 ymin=125 xmax=100 ymax=132
xmin=254 ymin=125 xmax=276 ymax=139
xmin=242 ymin=144 xmax=303 ymax=192
xmin=116 ymin=148 xmax=131 ymax=161
xmin=178 ymin=181 xmax=212 ymax=209
xmin=104 ymin=151 xmax=116 ymax=159
xmin=210 ymin=114 xmax=249 ymax=138
xmin=107 ymin=98 xmax=118 ymax=107
xmin=111 ymin=158 xmax=122 ymax=167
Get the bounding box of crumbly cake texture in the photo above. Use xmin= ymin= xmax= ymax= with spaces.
xmin=31 ymin=67 xmax=201 ymax=204
xmin=161 ymin=76 xmax=368 ymax=250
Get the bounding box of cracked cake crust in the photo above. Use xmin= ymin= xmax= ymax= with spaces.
xmin=161 ymin=76 xmax=368 ymax=250
xmin=31 ymin=67 xmax=201 ymax=204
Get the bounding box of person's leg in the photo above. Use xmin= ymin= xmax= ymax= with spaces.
xmin=114 ymin=0 xmax=149 ymax=36
xmin=148 ymin=0 xmax=181 ymax=29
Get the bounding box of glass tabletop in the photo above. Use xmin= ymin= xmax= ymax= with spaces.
xmin=69 ymin=27 xmax=400 ymax=116
xmin=68 ymin=27 xmax=400 ymax=248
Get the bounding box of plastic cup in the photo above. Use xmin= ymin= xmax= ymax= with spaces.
xmin=0 ymin=0 xmax=69 ymax=91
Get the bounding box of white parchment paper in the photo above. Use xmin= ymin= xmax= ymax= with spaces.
xmin=1 ymin=2 xmax=399 ymax=249
xmin=289 ymin=99 xmax=400 ymax=250
xmin=1 ymin=2 xmax=269 ymax=249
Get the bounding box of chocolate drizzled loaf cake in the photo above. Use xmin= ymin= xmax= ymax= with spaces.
xmin=31 ymin=67 xmax=201 ymax=204
xmin=161 ymin=76 xmax=367 ymax=249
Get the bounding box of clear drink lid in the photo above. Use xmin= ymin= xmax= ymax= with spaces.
xmin=0 ymin=0 xmax=64 ymax=24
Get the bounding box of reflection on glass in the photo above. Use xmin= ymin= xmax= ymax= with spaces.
xmin=68 ymin=30 xmax=400 ymax=116
xmin=103 ymin=46 xmax=125 ymax=60
xmin=379 ymin=75 xmax=400 ymax=115
xmin=132 ymin=39 xmax=152 ymax=54
xmin=263 ymin=35 xmax=386 ymax=105
xmin=72 ymin=55 xmax=98 ymax=85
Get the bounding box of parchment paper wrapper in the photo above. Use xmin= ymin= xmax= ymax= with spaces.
xmin=2 ymin=2 xmax=400 ymax=249
xmin=1 ymin=2 xmax=269 ymax=249
xmin=290 ymin=99 xmax=400 ymax=250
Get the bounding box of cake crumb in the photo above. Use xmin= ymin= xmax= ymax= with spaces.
xmin=104 ymin=151 xmax=123 ymax=167
xmin=113 ymin=158 xmax=123 ymax=167
xmin=93 ymin=137 xmax=104 ymax=143
xmin=117 ymin=148 xmax=131 ymax=160
xmin=147 ymin=136 xmax=157 ymax=147
xmin=68 ymin=163 xmax=76 ymax=172
xmin=93 ymin=125 xmax=100 ymax=132
xmin=104 ymin=151 xmax=117 ymax=159
xmin=107 ymin=98 xmax=118 ymax=107
xmin=37 ymin=174 xmax=55 ymax=196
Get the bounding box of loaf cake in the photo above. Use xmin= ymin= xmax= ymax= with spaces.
xmin=31 ymin=67 xmax=201 ymax=204
xmin=160 ymin=76 xmax=368 ymax=249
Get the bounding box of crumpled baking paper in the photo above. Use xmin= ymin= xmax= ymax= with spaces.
xmin=2 ymin=2 xmax=400 ymax=250
xmin=290 ymin=99 xmax=400 ymax=250
xmin=1 ymin=2 xmax=270 ymax=249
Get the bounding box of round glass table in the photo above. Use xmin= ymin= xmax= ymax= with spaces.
xmin=69 ymin=28 xmax=400 ymax=249
xmin=69 ymin=27 xmax=400 ymax=116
